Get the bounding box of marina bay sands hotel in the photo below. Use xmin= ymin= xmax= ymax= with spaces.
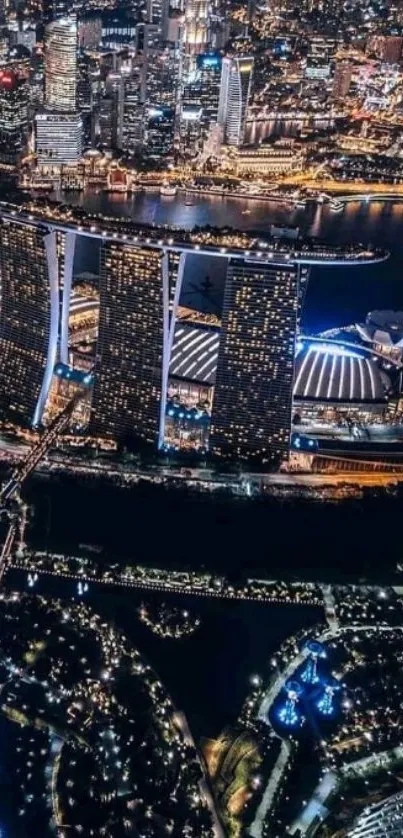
xmin=0 ymin=201 xmax=387 ymax=465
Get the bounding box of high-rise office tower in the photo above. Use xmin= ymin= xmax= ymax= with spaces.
xmin=145 ymin=105 xmax=175 ymax=160
xmin=178 ymin=96 xmax=203 ymax=159
xmin=44 ymin=16 xmax=77 ymax=112
xmin=122 ymin=69 xmax=143 ymax=154
xmin=42 ymin=0 xmax=71 ymax=24
xmin=91 ymin=244 xmax=166 ymax=447
xmin=97 ymin=95 xmax=115 ymax=148
xmin=35 ymin=112 xmax=83 ymax=163
xmin=0 ymin=220 xmax=60 ymax=427
xmin=183 ymin=0 xmax=210 ymax=56
xmin=36 ymin=15 xmax=82 ymax=165
xmin=0 ymin=69 xmax=28 ymax=164
xmin=197 ymin=52 xmax=222 ymax=141
xmin=210 ymin=259 xmax=298 ymax=463
xmin=145 ymin=42 xmax=181 ymax=108
xmin=218 ymin=55 xmax=253 ymax=146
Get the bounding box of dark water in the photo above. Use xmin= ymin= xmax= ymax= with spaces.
xmin=7 ymin=568 xmax=322 ymax=740
xmin=58 ymin=189 xmax=403 ymax=333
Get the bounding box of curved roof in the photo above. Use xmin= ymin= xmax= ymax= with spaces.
xmin=169 ymin=327 xmax=391 ymax=403
xmin=294 ymin=342 xmax=389 ymax=403
xmin=170 ymin=324 xmax=220 ymax=385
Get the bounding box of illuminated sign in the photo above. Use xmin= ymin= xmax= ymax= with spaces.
xmin=198 ymin=54 xmax=221 ymax=69
xmin=0 ymin=70 xmax=16 ymax=90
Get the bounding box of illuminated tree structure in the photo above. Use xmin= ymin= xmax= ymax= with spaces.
xmin=277 ymin=680 xmax=304 ymax=728
xmin=316 ymin=678 xmax=341 ymax=718
xmin=300 ymin=640 xmax=327 ymax=686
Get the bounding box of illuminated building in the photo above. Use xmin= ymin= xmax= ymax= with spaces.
xmin=42 ymin=0 xmax=71 ymax=23
xmin=367 ymin=34 xmax=403 ymax=64
xmin=35 ymin=112 xmax=83 ymax=164
xmin=144 ymin=42 xmax=181 ymax=109
xmin=347 ymin=791 xmax=403 ymax=837
xmin=178 ymin=99 xmax=203 ymax=159
xmin=36 ymin=16 xmax=82 ymax=166
xmin=121 ymin=70 xmax=143 ymax=155
xmin=183 ymin=0 xmax=210 ymax=66
xmin=0 ymin=220 xmax=59 ymax=427
xmin=333 ymin=61 xmax=352 ymax=99
xmin=78 ymin=15 xmax=102 ymax=50
xmin=210 ymin=259 xmax=298 ymax=464
xmin=0 ymin=69 xmax=28 ymax=164
xmin=292 ymin=339 xmax=391 ymax=426
xmin=228 ymin=145 xmax=305 ymax=175
xmin=197 ymin=52 xmax=222 ymax=141
xmin=305 ymin=56 xmax=330 ymax=80
xmin=145 ymin=105 xmax=175 ymax=160
xmin=218 ymin=55 xmax=253 ymax=146
xmin=44 ymin=16 xmax=77 ymax=113
xmin=91 ymin=244 xmax=165 ymax=447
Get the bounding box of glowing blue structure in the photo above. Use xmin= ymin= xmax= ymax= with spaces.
xmin=277 ymin=680 xmax=304 ymax=728
xmin=300 ymin=641 xmax=327 ymax=685
xmin=316 ymin=679 xmax=341 ymax=717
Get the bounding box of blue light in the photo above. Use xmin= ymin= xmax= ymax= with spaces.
xmin=277 ymin=702 xmax=300 ymax=727
xmin=300 ymin=657 xmax=319 ymax=685
xmin=308 ymin=342 xmax=362 ymax=359
xmin=179 ymin=412 xmax=184 ymax=419
xmin=168 ymin=409 xmax=174 ymax=417
xmin=316 ymin=685 xmax=338 ymax=717
xmin=198 ymin=53 xmax=221 ymax=69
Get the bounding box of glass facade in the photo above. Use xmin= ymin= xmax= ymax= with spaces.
xmin=210 ymin=258 xmax=298 ymax=463
xmin=35 ymin=112 xmax=83 ymax=164
xmin=218 ymin=55 xmax=254 ymax=146
xmin=91 ymin=243 xmax=166 ymax=447
xmin=0 ymin=220 xmax=57 ymax=427
xmin=45 ymin=16 xmax=77 ymax=112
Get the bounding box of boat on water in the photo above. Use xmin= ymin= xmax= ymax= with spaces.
xmin=242 ymin=209 xmax=251 ymax=215
xmin=160 ymin=183 xmax=177 ymax=196
xmin=330 ymin=200 xmax=344 ymax=213
xmin=184 ymin=197 xmax=195 ymax=206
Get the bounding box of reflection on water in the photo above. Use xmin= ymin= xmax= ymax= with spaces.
xmin=55 ymin=188 xmax=403 ymax=245
xmin=56 ymin=188 xmax=403 ymax=332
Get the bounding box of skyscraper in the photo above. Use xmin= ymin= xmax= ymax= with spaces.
xmin=218 ymin=55 xmax=253 ymax=146
xmin=45 ymin=16 xmax=77 ymax=112
xmin=35 ymin=112 xmax=83 ymax=164
xmin=91 ymin=243 xmax=166 ymax=447
xmin=198 ymin=53 xmax=222 ymax=135
xmin=210 ymin=259 xmax=298 ymax=463
xmin=0 ymin=219 xmax=59 ymax=427
xmin=183 ymin=0 xmax=210 ymax=56
xmin=36 ymin=15 xmax=82 ymax=165
xmin=0 ymin=70 xmax=28 ymax=164
xmin=122 ymin=69 xmax=143 ymax=155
